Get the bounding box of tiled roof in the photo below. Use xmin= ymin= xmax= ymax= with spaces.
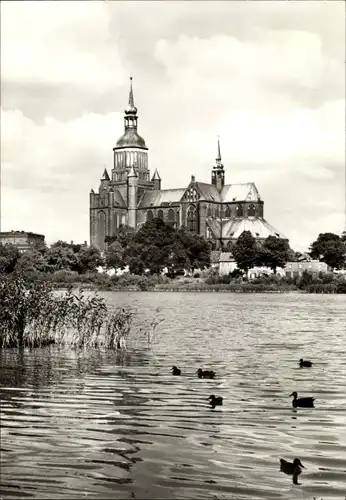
xmin=221 ymin=217 xmax=287 ymax=240
xmin=195 ymin=182 xmax=221 ymax=202
xmin=138 ymin=188 xmax=186 ymax=208
xmin=220 ymin=252 xmax=234 ymax=261
xmin=221 ymin=183 xmax=261 ymax=203
xmin=112 ymin=189 xmax=126 ymax=207
xmin=210 ymin=250 xmax=221 ymax=263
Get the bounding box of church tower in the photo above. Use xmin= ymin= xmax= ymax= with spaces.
xmin=211 ymin=136 xmax=225 ymax=191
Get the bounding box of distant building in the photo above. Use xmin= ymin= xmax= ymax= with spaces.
xmin=285 ymin=260 xmax=330 ymax=278
xmin=218 ymin=252 xmax=285 ymax=277
xmin=90 ymin=78 xmax=287 ymax=251
xmin=0 ymin=231 xmax=45 ymax=252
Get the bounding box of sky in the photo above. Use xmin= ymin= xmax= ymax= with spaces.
xmin=1 ymin=0 xmax=345 ymax=252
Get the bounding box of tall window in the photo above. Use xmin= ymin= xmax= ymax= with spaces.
xmin=98 ymin=211 xmax=106 ymax=251
xmin=224 ymin=205 xmax=231 ymax=218
xmin=167 ymin=209 xmax=175 ymax=227
xmin=157 ymin=209 xmax=164 ymax=220
xmin=236 ymin=204 xmax=243 ymax=217
xmin=187 ymin=205 xmax=198 ymax=233
xmin=248 ymin=204 xmax=256 ymax=216
xmin=147 ymin=210 xmax=153 ymax=222
xmin=207 ymin=205 xmax=212 ymax=217
xmin=176 ymin=210 xmax=180 ymax=227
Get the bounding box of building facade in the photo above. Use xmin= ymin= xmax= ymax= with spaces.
xmin=0 ymin=231 xmax=45 ymax=252
xmin=90 ymin=79 xmax=287 ymax=251
xmin=285 ymin=260 xmax=330 ymax=278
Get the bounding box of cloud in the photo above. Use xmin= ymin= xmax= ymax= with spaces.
xmin=1 ymin=107 xmax=123 ymax=243
xmin=1 ymin=1 xmax=125 ymax=91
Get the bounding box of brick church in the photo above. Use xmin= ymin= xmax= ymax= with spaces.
xmin=90 ymin=78 xmax=287 ymax=251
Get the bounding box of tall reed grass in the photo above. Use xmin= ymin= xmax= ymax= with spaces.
xmin=0 ymin=276 xmax=132 ymax=348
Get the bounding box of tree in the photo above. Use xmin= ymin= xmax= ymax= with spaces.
xmin=45 ymin=244 xmax=79 ymax=272
xmin=105 ymin=241 xmax=125 ymax=270
xmin=309 ymin=233 xmax=346 ymax=270
xmin=105 ymin=225 xmax=135 ymax=248
xmin=14 ymin=249 xmax=49 ymax=276
xmin=257 ymin=236 xmax=291 ymax=274
xmin=77 ymin=245 xmax=104 ymax=273
xmin=176 ymin=227 xmax=210 ymax=272
xmin=232 ymin=231 xmax=257 ymax=275
xmin=0 ymin=244 xmax=21 ymax=274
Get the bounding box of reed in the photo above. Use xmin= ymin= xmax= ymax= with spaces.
xmin=0 ymin=275 xmax=132 ymax=349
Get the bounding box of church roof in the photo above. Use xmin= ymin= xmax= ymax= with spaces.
xmin=138 ymin=188 xmax=186 ymax=208
xmin=195 ymin=182 xmax=221 ymax=202
xmin=115 ymin=129 xmax=147 ymax=149
xmin=111 ymin=189 xmax=127 ymax=207
xmin=221 ymin=183 xmax=261 ymax=203
xmin=221 ymin=217 xmax=287 ymax=239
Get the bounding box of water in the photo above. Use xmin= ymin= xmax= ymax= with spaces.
xmin=1 ymin=292 xmax=346 ymax=500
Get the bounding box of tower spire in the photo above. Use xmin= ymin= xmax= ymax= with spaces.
xmin=125 ymin=76 xmax=137 ymax=115
xmin=216 ymin=135 xmax=221 ymax=162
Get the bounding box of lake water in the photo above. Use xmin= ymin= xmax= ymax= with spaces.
xmin=1 ymin=292 xmax=346 ymax=500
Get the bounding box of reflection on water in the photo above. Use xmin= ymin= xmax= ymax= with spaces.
xmin=1 ymin=292 xmax=346 ymax=500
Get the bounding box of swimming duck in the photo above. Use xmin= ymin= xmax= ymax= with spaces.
xmin=172 ymin=366 xmax=181 ymax=376
xmin=208 ymin=395 xmax=223 ymax=406
xmin=290 ymin=391 xmax=315 ymax=408
xmin=299 ymin=358 xmax=312 ymax=368
xmin=280 ymin=458 xmax=304 ymax=485
xmin=197 ymin=368 xmax=216 ymax=379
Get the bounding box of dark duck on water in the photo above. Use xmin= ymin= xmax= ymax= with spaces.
xmin=280 ymin=458 xmax=305 ymax=485
xmin=172 ymin=366 xmax=181 ymax=376
xmin=208 ymin=395 xmax=223 ymax=407
xmin=197 ymin=368 xmax=216 ymax=379
xmin=299 ymin=358 xmax=312 ymax=368
xmin=290 ymin=391 xmax=315 ymax=408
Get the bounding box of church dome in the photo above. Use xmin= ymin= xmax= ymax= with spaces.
xmin=116 ymin=129 xmax=147 ymax=149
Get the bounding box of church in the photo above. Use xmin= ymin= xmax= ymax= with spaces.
xmin=90 ymin=78 xmax=287 ymax=251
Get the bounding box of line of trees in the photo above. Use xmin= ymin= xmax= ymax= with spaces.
xmin=1 ymin=224 xmax=345 ymax=280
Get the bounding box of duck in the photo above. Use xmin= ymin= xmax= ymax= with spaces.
xmin=280 ymin=458 xmax=304 ymax=485
xmin=290 ymin=391 xmax=315 ymax=408
xmin=172 ymin=366 xmax=181 ymax=376
xmin=197 ymin=368 xmax=216 ymax=379
xmin=208 ymin=395 xmax=223 ymax=406
xmin=299 ymin=358 xmax=312 ymax=368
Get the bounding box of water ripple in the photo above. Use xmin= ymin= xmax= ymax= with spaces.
xmin=0 ymin=292 xmax=345 ymax=500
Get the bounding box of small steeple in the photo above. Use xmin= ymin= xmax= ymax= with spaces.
xmin=216 ymin=136 xmax=223 ymax=168
xmin=101 ymin=167 xmax=110 ymax=181
xmin=151 ymin=168 xmax=161 ymax=181
xmin=125 ymin=77 xmax=137 ymax=115
xmin=127 ymin=164 xmax=138 ymax=178
xmin=211 ymin=136 xmax=225 ymax=191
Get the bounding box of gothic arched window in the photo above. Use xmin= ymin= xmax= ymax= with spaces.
xmin=97 ymin=210 xmax=107 ymax=251
xmin=167 ymin=209 xmax=175 ymax=227
xmin=215 ymin=205 xmax=220 ymax=218
xmin=236 ymin=204 xmax=243 ymax=217
xmin=187 ymin=205 xmax=198 ymax=233
xmin=147 ymin=210 xmax=153 ymax=222
xmin=248 ymin=204 xmax=256 ymax=217
xmin=176 ymin=210 xmax=180 ymax=227
xmin=224 ymin=205 xmax=231 ymax=218
xmin=207 ymin=205 xmax=212 ymax=217
xmin=157 ymin=209 xmax=164 ymax=220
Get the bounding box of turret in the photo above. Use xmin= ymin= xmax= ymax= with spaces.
xmin=211 ymin=136 xmax=225 ymax=191
xmin=151 ymin=168 xmax=161 ymax=190
xmin=100 ymin=168 xmax=110 ymax=190
xmin=127 ymin=165 xmax=138 ymax=228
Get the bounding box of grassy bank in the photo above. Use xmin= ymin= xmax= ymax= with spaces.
xmin=40 ymin=269 xmax=346 ymax=294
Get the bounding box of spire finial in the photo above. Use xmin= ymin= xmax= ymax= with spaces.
xmin=125 ymin=76 xmax=137 ymax=115
xmin=217 ymin=135 xmax=221 ymax=162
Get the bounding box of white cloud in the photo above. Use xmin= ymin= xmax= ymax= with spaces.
xmin=1 ymin=1 xmax=125 ymax=90
xmin=1 ymin=107 xmax=123 ymax=244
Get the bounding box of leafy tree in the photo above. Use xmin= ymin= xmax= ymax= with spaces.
xmin=45 ymin=245 xmax=79 ymax=272
xmin=176 ymin=227 xmax=210 ymax=272
xmin=309 ymin=233 xmax=346 ymax=270
xmin=14 ymin=249 xmax=49 ymax=276
xmin=105 ymin=225 xmax=135 ymax=248
xmin=232 ymin=231 xmax=257 ymax=275
xmin=0 ymin=244 xmax=21 ymax=274
xmin=105 ymin=241 xmax=125 ymax=270
xmin=257 ymin=236 xmax=291 ymax=274
xmin=77 ymin=245 xmax=104 ymax=273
